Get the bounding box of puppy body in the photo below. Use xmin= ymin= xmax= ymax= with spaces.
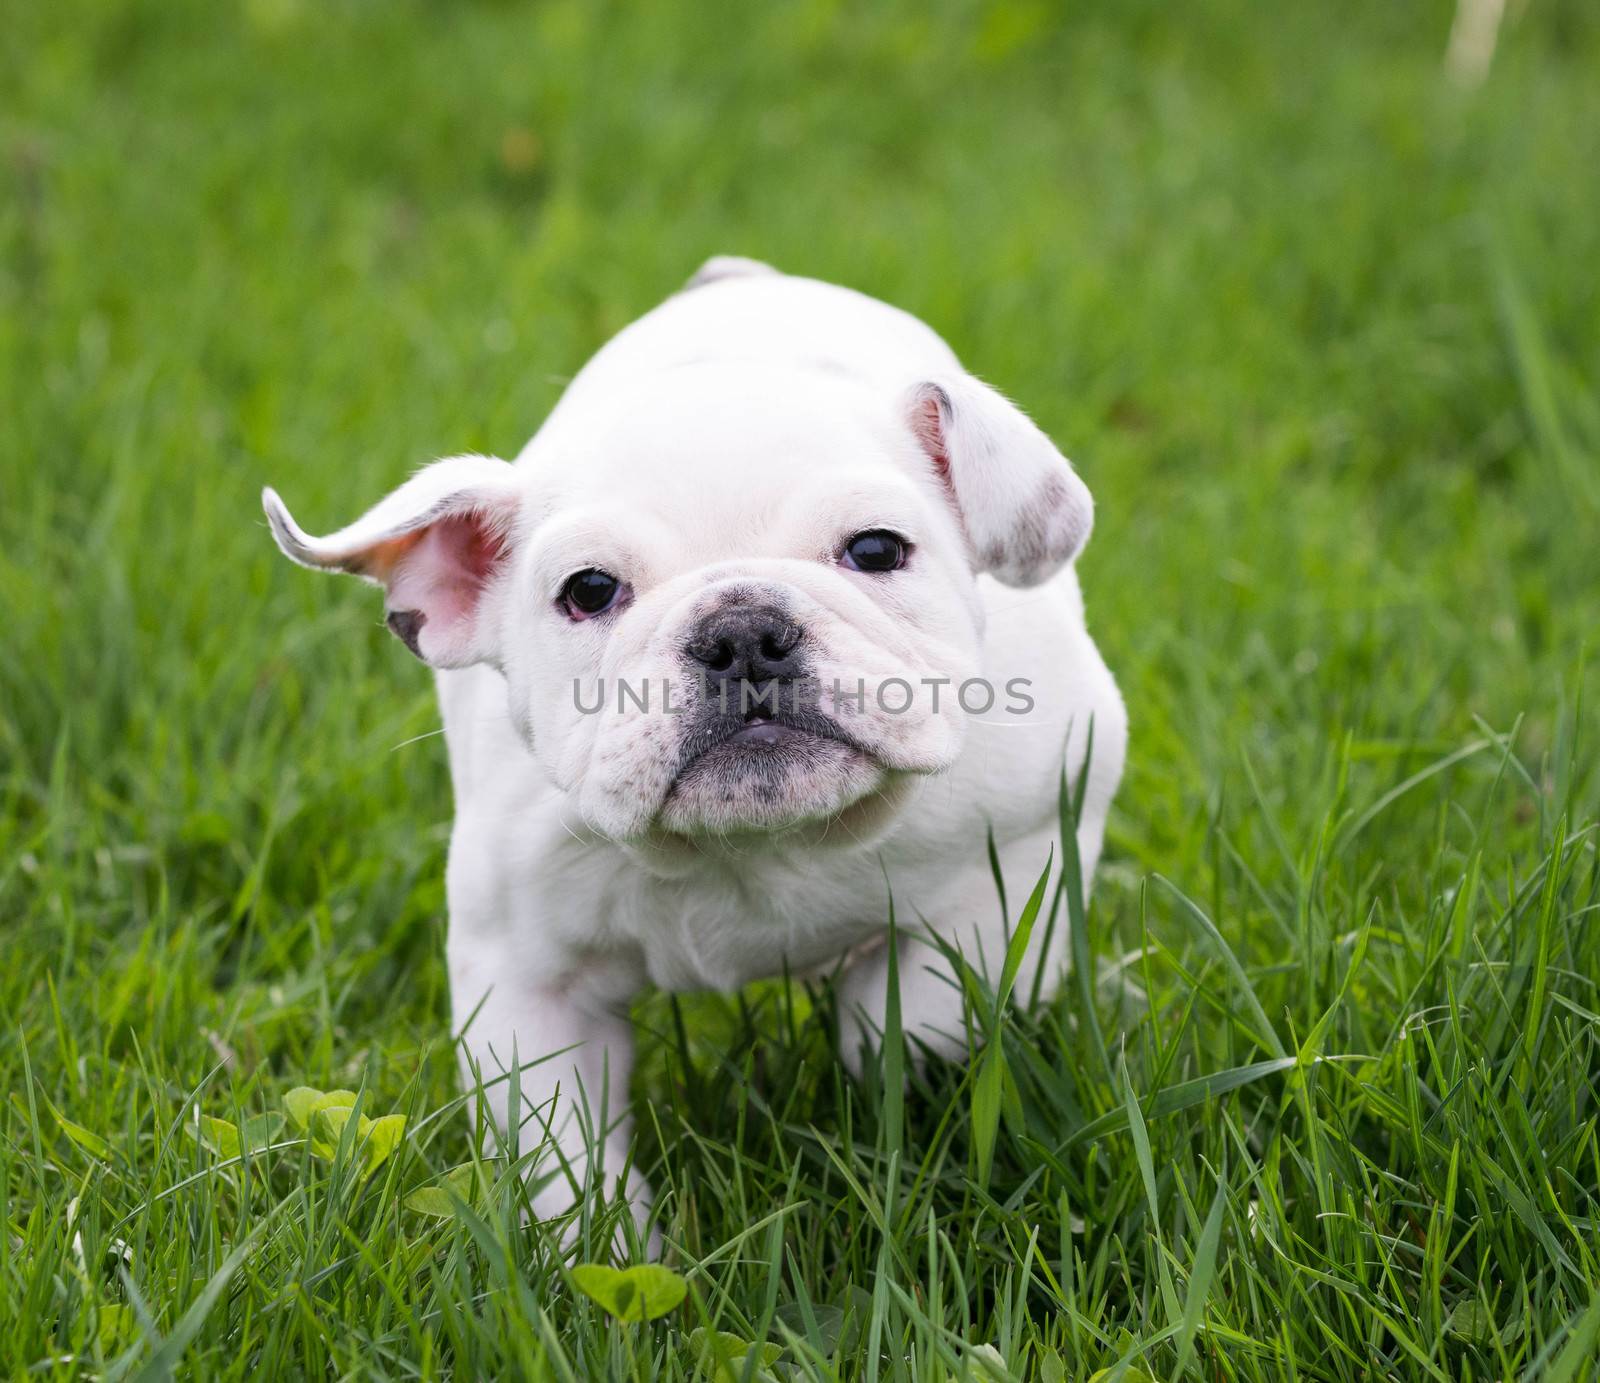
xmin=265 ymin=260 xmax=1125 ymax=1240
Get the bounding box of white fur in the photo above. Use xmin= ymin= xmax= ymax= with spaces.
xmin=264 ymin=260 xmax=1126 ymax=1251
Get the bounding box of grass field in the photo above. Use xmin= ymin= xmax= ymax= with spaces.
xmin=5 ymin=0 xmax=1600 ymax=1376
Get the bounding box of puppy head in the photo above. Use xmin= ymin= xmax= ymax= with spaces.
xmin=264 ymin=364 xmax=1092 ymax=842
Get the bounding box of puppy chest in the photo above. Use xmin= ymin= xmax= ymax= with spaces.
xmin=629 ymin=888 xmax=880 ymax=993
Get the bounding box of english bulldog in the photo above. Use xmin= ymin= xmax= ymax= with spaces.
xmin=263 ymin=256 xmax=1126 ymax=1248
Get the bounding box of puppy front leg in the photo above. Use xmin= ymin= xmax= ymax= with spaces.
xmin=837 ymin=825 xmax=1086 ymax=1076
xmin=448 ymin=937 xmax=651 ymax=1253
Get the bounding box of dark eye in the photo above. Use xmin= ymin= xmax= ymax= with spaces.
xmin=561 ymin=568 xmax=624 ymax=619
xmin=841 ymin=530 xmax=908 ymax=574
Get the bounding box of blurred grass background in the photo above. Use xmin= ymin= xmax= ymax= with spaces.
xmin=3 ymin=0 xmax=1599 ymax=1376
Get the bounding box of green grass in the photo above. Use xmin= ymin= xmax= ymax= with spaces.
xmin=4 ymin=0 xmax=1600 ymax=1376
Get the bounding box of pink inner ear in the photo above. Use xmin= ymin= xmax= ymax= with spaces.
xmin=910 ymin=391 xmax=953 ymax=484
xmin=380 ymin=510 xmax=511 ymax=656
xmin=909 ymin=388 xmax=968 ymax=544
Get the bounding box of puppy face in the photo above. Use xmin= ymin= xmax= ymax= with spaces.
xmin=264 ymin=356 xmax=1092 ymax=842
xmin=503 ymin=369 xmax=982 ymax=839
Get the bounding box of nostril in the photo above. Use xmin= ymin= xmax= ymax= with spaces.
xmin=760 ymin=622 xmax=801 ymax=661
xmin=687 ymin=610 xmax=800 ymax=674
xmin=702 ymin=639 xmax=734 ymax=672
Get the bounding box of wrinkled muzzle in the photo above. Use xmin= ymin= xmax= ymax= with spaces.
xmin=567 ymin=576 xmax=975 ymax=840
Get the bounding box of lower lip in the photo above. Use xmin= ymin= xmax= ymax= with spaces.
xmin=725 ymin=721 xmax=806 ymax=748
xmin=667 ymin=721 xmax=869 ymax=799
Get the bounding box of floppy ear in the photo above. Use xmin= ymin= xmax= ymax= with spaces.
xmin=905 ymin=375 xmax=1093 ymax=587
xmin=262 ymin=454 xmax=522 ymax=669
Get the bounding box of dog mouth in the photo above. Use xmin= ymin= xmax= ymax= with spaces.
xmin=645 ymin=679 xmax=909 ymax=837
xmin=675 ymin=704 xmax=865 ymax=774
xmin=668 ymin=691 xmax=873 ymax=792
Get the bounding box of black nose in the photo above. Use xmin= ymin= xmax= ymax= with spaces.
xmin=684 ymin=605 xmax=804 ymax=684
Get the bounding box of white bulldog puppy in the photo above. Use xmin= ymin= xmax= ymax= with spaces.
xmin=263 ymin=257 xmax=1126 ymax=1242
